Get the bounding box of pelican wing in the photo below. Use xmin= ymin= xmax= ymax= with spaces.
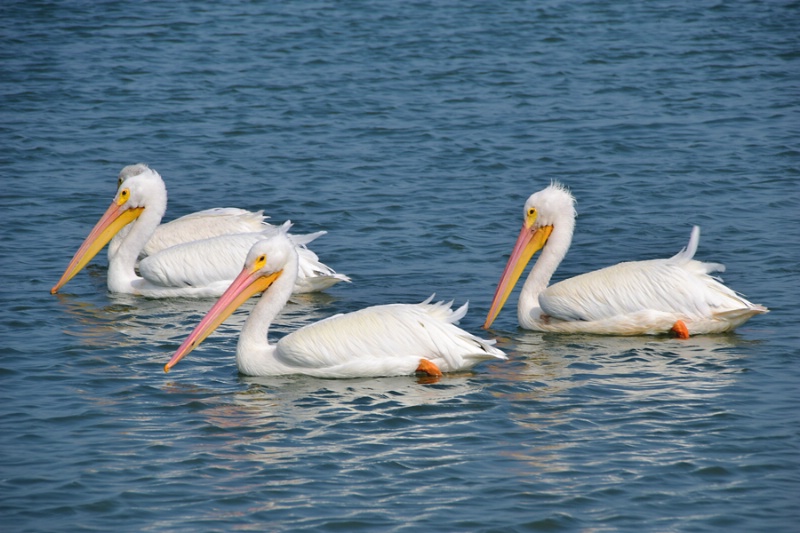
xmin=539 ymin=258 xmax=761 ymax=323
xmin=143 ymin=208 xmax=268 ymax=256
xmin=109 ymin=208 xmax=268 ymax=260
xmin=276 ymin=298 xmax=505 ymax=375
xmin=271 ymin=223 xmax=350 ymax=292
xmin=293 ymin=245 xmax=351 ymax=293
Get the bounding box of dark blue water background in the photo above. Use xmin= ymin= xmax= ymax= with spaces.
xmin=2 ymin=1 xmax=798 ymax=531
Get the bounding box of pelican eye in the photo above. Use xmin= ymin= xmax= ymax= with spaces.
xmin=254 ymin=254 xmax=267 ymax=269
xmin=117 ymin=188 xmax=130 ymax=205
xmin=117 ymin=177 xmax=123 ymax=187
xmin=527 ymin=207 xmax=537 ymax=217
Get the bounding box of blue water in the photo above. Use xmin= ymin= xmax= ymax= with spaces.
xmin=2 ymin=1 xmax=799 ymax=531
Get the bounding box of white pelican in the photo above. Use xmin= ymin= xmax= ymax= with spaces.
xmin=165 ymin=230 xmax=506 ymax=378
xmin=484 ymin=182 xmax=768 ymax=337
xmin=51 ymin=164 xmax=349 ymax=298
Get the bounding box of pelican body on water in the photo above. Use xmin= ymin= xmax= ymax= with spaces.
xmin=51 ymin=164 xmax=348 ymax=298
xmin=165 ymin=230 xmax=506 ymax=378
xmin=484 ymin=182 xmax=767 ymax=337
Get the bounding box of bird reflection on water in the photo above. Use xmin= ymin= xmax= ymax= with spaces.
xmin=496 ymin=331 xmax=753 ymax=397
xmin=52 ymin=291 xmax=338 ymax=350
xmin=485 ymin=330 xmax=759 ymax=475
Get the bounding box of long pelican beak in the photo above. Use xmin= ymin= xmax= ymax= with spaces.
xmin=164 ymin=267 xmax=282 ymax=372
xmin=50 ymin=201 xmax=144 ymax=294
xmin=483 ymin=222 xmax=553 ymax=329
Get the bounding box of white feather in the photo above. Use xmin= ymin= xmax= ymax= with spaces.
xmin=143 ymin=207 xmax=268 ymax=256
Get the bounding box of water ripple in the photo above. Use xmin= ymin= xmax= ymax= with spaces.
xmin=1 ymin=0 xmax=798 ymax=531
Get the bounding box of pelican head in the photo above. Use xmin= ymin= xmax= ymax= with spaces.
xmin=164 ymin=231 xmax=295 ymax=372
xmin=484 ymin=181 xmax=576 ymax=328
xmin=50 ymin=164 xmax=167 ymax=294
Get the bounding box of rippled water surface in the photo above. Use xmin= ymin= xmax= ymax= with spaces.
xmin=2 ymin=1 xmax=798 ymax=531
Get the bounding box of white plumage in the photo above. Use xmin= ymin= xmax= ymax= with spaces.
xmin=165 ymin=230 xmax=506 ymax=378
xmin=484 ymin=182 xmax=767 ymax=336
xmin=51 ymin=164 xmax=348 ymax=298
xmin=112 ymin=206 xmax=268 ymax=258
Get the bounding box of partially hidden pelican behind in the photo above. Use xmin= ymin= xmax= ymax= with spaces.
xmin=484 ymin=182 xmax=767 ymax=337
xmin=165 ymin=229 xmax=506 ymax=378
xmin=111 ymin=206 xmax=268 ymax=259
xmin=51 ymin=163 xmax=349 ymax=298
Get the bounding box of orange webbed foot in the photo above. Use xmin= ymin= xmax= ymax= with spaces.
xmin=670 ymin=320 xmax=690 ymax=339
xmin=416 ymin=359 xmax=443 ymax=377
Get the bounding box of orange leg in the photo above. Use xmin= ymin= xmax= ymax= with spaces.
xmin=670 ymin=320 xmax=690 ymax=339
xmin=416 ymin=359 xmax=443 ymax=377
